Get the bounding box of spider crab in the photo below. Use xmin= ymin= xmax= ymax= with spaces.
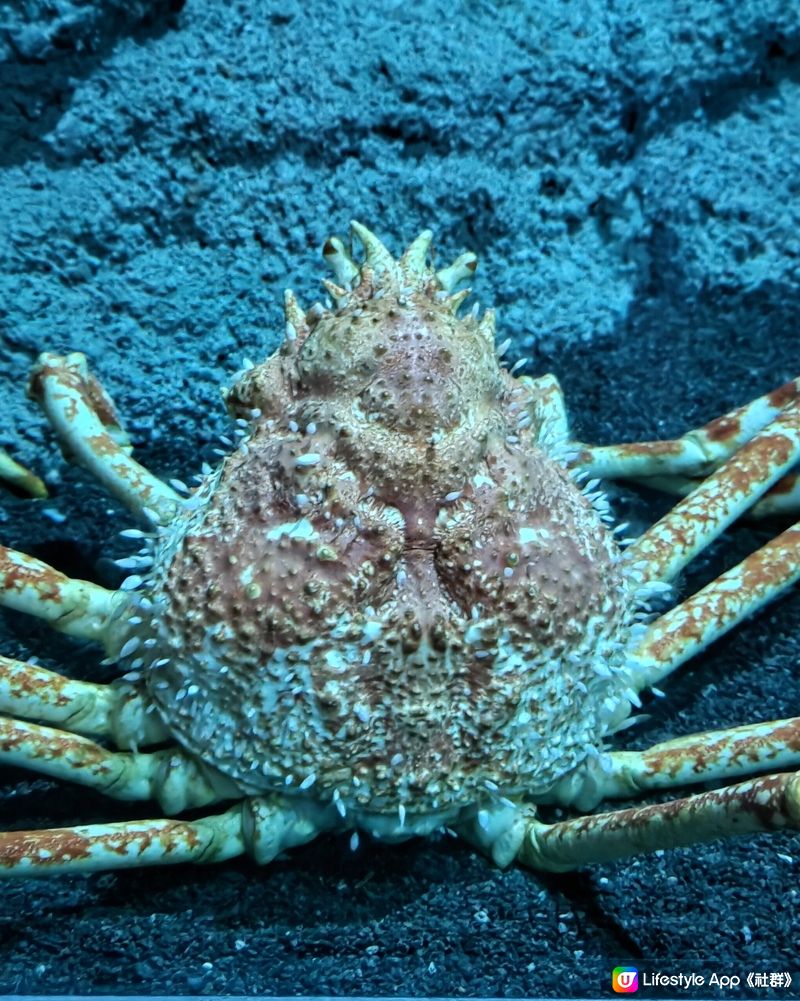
xmin=1 ymin=222 xmax=799 ymax=877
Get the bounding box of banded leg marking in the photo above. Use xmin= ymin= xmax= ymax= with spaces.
xmin=0 ymin=796 xmax=332 ymax=876
xmin=29 ymin=352 xmax=183 ymax=525
xmin=602 ymin=717 xmax=800 ymax=800
xmin=0 ymin=814 xmax=243 ymax=877
xmin=0 ymin=655 xmax=169 ymax=745
xmin=574 ymin=377 xmax=800 ymax=490
xmin=548 ymin=718 xmax=800 ymax=811
xmin=0 ymin=654 xmax=116 ymax=735
xmin=0 ymin=546 xmax=118 ymax=643
xmin=0 ymin=717 xmax=220 ymax=812
xmin=518 ymin=773 xmax=800 ymax=872
xmin=611 ymin=470 xmax=800 ymax=522
xmin=629 ymin=520 xmax=800 ymax=688
xmin=626 ymin=397 xmax=800 ymax=583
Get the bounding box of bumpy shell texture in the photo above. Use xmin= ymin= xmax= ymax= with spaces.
xmin=123 ymin=224 xmax=636 ymax=820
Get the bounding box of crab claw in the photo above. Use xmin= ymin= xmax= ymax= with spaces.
xmin=0 ymin=448 xmax=47 ymax=498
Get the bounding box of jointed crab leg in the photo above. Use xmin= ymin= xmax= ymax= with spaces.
xmin=599 ymin=468 xmax=800 ymax=521
xmin=557 ymin=717 xmax=800 ymax=810
xmin=0 ymin=655 xmax=169 ymax=745
xmin=549 ymin=717 xmax=800 ymax=811
xmin=724 ymin=470 xmax=799 ymax=520
xmin=605 ymin=717 xmax=800 ymax=796
xmin=29 ymin=352 xmax=183 ymax=526
xmin=514 ymin=772 xmax=800 ymax=872
xmin=0 ymin=815 xmax=242 ymax=877
xmin=629 ymin=519 xmax=800 ymax=688
xmin=0 ymin=546 xmax=118 ymax=643
xmin=626 ymin=397 xmax=800 ymax=583
xmin=0 ymin=796 xmax=333 ymax=876
xmin=0 ymin=716 xmax=220 ymax=812
xmin=574 ymin=377 xmax=800 ymax=498
xmin=0 ymin=654 xmax=117 ymax=735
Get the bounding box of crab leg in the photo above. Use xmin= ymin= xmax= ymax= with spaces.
xmin=0 ymin=654 xmax=117 ymax=734
xmin=603 ymin=717 xmax=800 ymax=799
xmin=0 ymin=796 xmax=333 ymax=876
xmin=0 ymin=448 xmax=47 ymax=498
xmin=574 ymin=377 xmax=800 ymax=494
xmin=748 ymin=471 xmax=800 ymax=519
xmin=511 ymin=772 xmax=800 ymax=872
xmin=0 ymin=815 xmax=243 ymax=877
xmin=0 ymin=717 xmax=220 ymax=812
xmin=28 ymin=352 xmax=183 ymax=526
xmin=551 ymin=717 xmax=800 ymax=810
xmin=607 ymin=470 xmax=800 ymax=521
xmin=0 ymin=655 xmax=168 ymax=745
xmin=628 ymin=518 xmax=800 ymax=688
xmin=0 ymin=545 xmax=118 ymax=643
xmin=626 ymin=397 xmax=800 ymax=584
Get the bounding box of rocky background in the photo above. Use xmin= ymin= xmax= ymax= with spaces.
xmin=1 ymin=0 xmax=799 ymax=996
